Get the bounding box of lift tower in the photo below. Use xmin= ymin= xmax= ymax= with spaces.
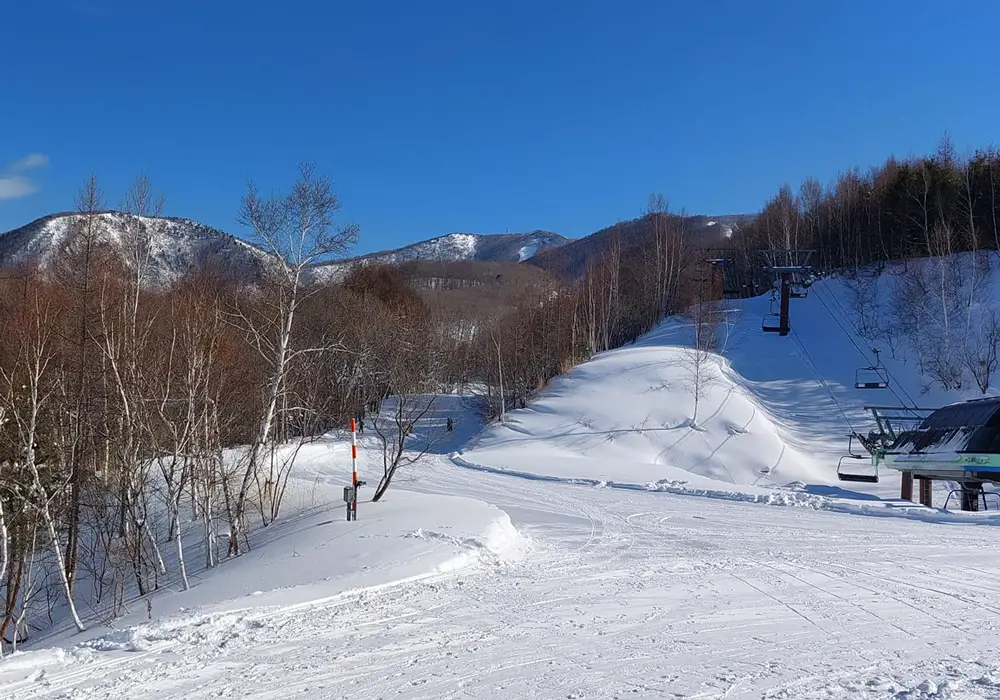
xmin=762 ymin=250 xmax=814 ymax=337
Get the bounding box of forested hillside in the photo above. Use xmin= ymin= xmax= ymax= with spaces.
xmin=739 ymin=137 xmax=1000 ymax=395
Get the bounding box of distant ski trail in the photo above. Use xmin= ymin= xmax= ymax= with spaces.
xmin=11 ymin=458 xmax=1000 ymax=700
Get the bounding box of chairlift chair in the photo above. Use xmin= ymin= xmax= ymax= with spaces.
xmin=761 ymin=290 xmax=782 ymax=332
xmin=789 ymin=283 xmax=808 ymax=298
xmin=854 ymin=348 xmax=889 ymax=390
xmin=836 ymin=433 xmax=879 ymax=483
xmin=762 ymin=313 xmax=782 ymax=332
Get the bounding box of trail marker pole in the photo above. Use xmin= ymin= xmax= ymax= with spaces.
xmin=351 ymin=419 xmax=358 ymax=484
xmin=343 ymin=418 xmax=365 ymax=521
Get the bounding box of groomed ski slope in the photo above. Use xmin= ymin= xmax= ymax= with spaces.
xmin=9 ymin=450 xmax=1000 ymax=700
xmin=7 ymin=273 xmax=1000 ymax=698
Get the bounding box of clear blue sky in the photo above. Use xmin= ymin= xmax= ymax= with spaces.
xmin=2 ymin=0 xmax=998 ymax=254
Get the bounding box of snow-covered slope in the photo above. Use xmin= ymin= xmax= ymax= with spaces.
xmin=457 ymin=266 xmax=993 ymax=506
xmin=0 ymin=213 xmax=276 ymax=288
xmin=310 ymin=230 xmax=568 ymax=282
xmin=12 ymin=262 xmax=1000 ymax=699
xmin=0 ymin=419 xmax=529 ymax=689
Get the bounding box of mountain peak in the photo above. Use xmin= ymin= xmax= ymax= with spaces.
xmin=0 ymin=211 xmax=274 ymax=288
xmin=0 ymin=213 xmax=571 ymax=288
xmin=352 ymin=230 xmax=568 ymax=265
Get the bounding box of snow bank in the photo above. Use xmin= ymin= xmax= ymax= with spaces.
xmin=0 ymin=431 xmax=529 ymax=689
xmin=458 ymin=342 xmax=830 ymax=494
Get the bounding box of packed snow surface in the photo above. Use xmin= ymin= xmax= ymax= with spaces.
xmin=8 ymin=272 xmax=1000 ymax=698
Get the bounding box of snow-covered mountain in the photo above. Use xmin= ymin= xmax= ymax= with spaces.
xmin=0 ymin=214 xmax=569 ymax=287
xmin=356 ymin=230 xmax=567 ymax=265
xmin=0 ymin=212 xmax=275 ymax=288
xmin=310 ymin=230 xmax=569 ymax=282
xmin=529 ymin=214 xmax=752 ymax=278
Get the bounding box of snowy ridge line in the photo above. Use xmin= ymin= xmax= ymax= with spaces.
xmin=449 ymin=454 xmax=1000 ymax=526
xmin=450 ymin=453 xmax=831 ymax=508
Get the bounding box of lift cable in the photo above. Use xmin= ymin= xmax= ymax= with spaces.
xmin=818 ymin=282 xmax=921 ymax=409
xmin=787 ymin=326 xmax=859 ymax=435
xmin=816 ymin=283 xmax=921 ymax=409
xmin=809 ymin=283 xmax=919 ymax=410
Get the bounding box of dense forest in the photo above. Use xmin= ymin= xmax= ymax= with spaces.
xmin=3 ymin=138 xmax=1000 ymax=645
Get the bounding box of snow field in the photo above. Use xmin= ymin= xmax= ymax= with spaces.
xmin=9 ymin=261 xmax=1000 ymax=698
xmin=0 ymin=432 xmax=529 ymax=695
xmin=13 ymin=461 xmax=1000 ymax=699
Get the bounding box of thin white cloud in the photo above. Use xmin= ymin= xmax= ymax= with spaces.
xmin=0 ymin=176 xmax=38 ymax=200
xmin=9 ymin=153 xmax=49 ymax=172
xmin=0 ymin=153 xmax=49 ymax=200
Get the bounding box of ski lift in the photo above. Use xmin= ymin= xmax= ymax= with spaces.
xmin=761 ymin=291 xmax=781 ymax=332
xmin=789 ymin=283 xmax=808 ymax=298
xmin=855 ymin=348 xmax=889 ymax=389
xmin=837 ymin=433 xmax=879 ymax=483
xmin=762 ymin=313 xmax=781 ymax=332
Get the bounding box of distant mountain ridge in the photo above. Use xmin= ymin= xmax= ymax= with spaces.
xmin=0 ymin=211 xmax=275 ymax=288
xmin=0 ymin=211 xmax=753 ymax=287
xmin=0 ymin=214 xmax=571 ymax=287
xmin=308 ymin=230 xmax=569 ymax=282
xmin=528 ymin=214 xmax=752 ymax=278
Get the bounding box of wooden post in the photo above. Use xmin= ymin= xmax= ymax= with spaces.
xmin=918 ymin=477 xmax=933 ymax=507
xmin=900 ymin=471 xmax=913 ymax=501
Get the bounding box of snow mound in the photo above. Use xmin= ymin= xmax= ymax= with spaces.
xmin=406 ymin=510 xmax=530 ymax=572
xmin=0 ymin=432 xmax=529 ymax=690
xmin=459 ymin=343 xmax=827 ymax=492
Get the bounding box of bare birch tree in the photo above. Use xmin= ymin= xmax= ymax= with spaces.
xmin=228 ymin=162 xmax=358 ymax=553
xmin=0 ymin=289 xmax=85 ymax=632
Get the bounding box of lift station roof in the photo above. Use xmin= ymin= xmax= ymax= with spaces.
xmin=883 ymin=397 xmax=1000 ymax=478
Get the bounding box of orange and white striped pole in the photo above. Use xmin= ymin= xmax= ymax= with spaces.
xmin=350 ymin=418 xmax=359 ymax=520
xmin=350 ymin=419 xmax=359 ymax=486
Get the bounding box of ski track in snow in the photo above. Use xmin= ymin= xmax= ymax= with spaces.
xmin=9 ymin=457 xmax=1000 ymax=699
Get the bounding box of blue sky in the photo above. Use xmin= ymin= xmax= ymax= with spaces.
xmin=2 ymin=0 xmax=998 ymax=254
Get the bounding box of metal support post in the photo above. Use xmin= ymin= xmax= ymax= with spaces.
xmin=961 ymin=483 xmax=982 ymax=512
xmin=779 ymin=272 xmax=791 ymax=336
xmin=344 ymin=485 xmax=356 ymax=521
